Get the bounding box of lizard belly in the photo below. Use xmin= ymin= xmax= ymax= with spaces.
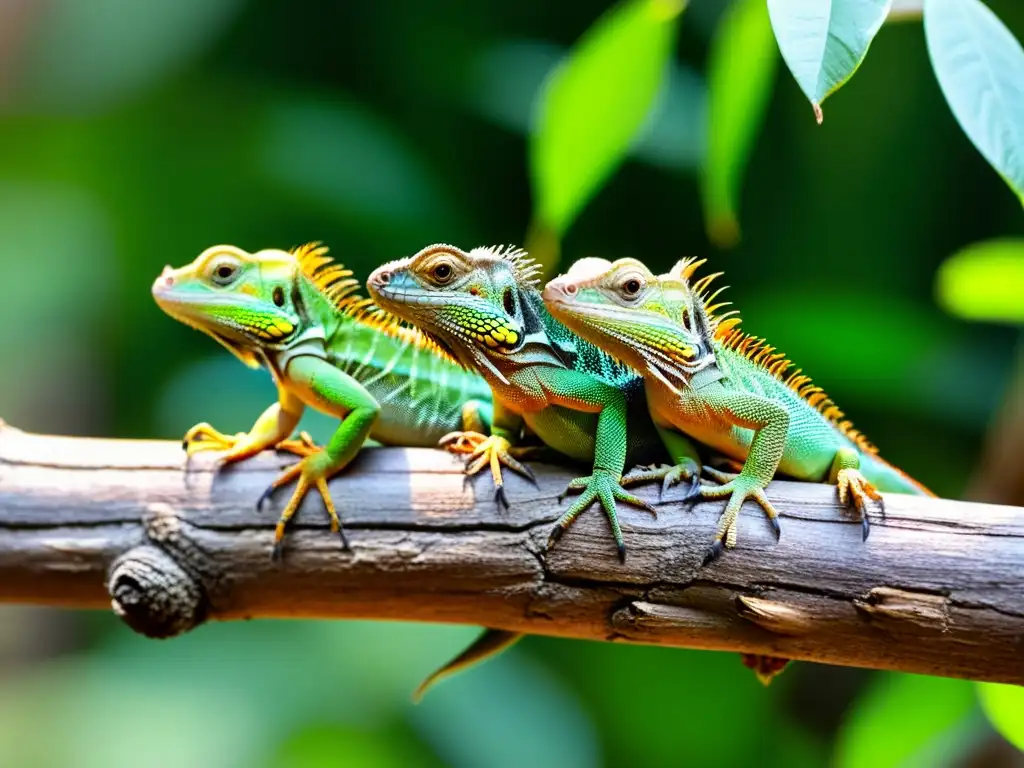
xmin=523 ymin=406 xmax=597 ymax=463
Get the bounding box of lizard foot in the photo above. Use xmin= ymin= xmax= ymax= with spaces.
xmin=182 ymin=422 xmax=246 ymax=456
xmin=836 ymin=468 xmax=883 ymax=541
xmin=621 ymin=459 xmax=701 ymax=500
xmin=257 ymin=449 xmax=350 ymax=561
xmin=439 ymin=431 xmax=536 ymax=509
xmin=699 ymin=467 xmax=780 ymax=566
xmin=550 ymin=469 xmax=656 ymax=562
xmin=275 ymin=430 xmax=321 ymax=459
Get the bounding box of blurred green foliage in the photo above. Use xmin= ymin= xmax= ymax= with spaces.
xmin=0 ymin=0 xmax=1022 ymax=765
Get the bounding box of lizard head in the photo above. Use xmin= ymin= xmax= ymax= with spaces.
xmin=367 ymin=243 xmax=540 ymax=382
xmin=543 ymin=256 xmax=717 ymax=389
xmin=152 ymin=244 xmax=305 ymax=368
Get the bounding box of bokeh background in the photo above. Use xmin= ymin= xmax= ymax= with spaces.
xmin=0 ymin=0 xmax=1022 ymax=766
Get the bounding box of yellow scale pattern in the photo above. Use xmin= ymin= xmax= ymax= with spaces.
xmin=671 ymin=257 xmax=878 ymax=456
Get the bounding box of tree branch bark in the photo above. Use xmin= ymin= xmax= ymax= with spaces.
xmin=0 ymin=420 xmax=1021 ymax=684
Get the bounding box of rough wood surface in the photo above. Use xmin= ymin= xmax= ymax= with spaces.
xmin=0 ymin=422 xmax=1022 ymax=683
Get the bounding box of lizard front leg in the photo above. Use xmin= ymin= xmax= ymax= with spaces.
xmin=622 ymin=424 xmax=702 ymax=499
xmin=439 ymin=400 xmax=536 ymax=508
xmin=258 ymin=355 xmax=380 ymax=560
xmin=697 ymin=388 xmax=790 ymax=565
xmin=183 ymin=386 xmax=305 ymax=464
xmin=544 ymin=371 xmax=656 ymax=562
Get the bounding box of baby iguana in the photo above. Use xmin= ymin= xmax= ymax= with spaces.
xmin=367 ymin=244 xmax=689 ymax=560
xmin=152 ymin=242 xmax=494 ymax=557
xmin=543 ymin=257 xmax=934 ymax=564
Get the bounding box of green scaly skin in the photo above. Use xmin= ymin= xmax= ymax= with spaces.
xmin=543 ymin=256 xmax=935 ymax=566
xmin=152 ymin=242 xmax=494 ymax=558
xmin=367 ymin=243 xmax=691 ymax=697
xmin=368 ymin=243 xmax=678 ymax=558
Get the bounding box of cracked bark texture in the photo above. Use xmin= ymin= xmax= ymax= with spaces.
xmin=0 ymin=422 xmax=1022 ymax=684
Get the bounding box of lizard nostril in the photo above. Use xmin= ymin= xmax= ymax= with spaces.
xmin=564 ymin=283 xmax=577 ymax=296
xmin=377 ymin=270 xmax=391 ymax=285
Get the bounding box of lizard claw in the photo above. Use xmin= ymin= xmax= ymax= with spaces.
xmin=836 ymin=468 xmax=883 ymax=541
xmin=259 ymin=452 xmax=350 ymax=561
xmin=701 ymin=540 xmax=725 ymax=567
xmin=699 ymin=467 xmax=781 ymax=556
xmin=447 ymin=432 xmax=535 ymax=507
xmin=548 ymin=469 xmax=655 ymax=560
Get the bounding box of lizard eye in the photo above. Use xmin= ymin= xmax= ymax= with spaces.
xmin=432 ymin=261 xmax=454 ymax=284
xmin=621 ymin=277 xmax=643 ymax=297
xmin=211 ymin=261 xmax=239 ymax=285
xmin=272 ymin=286 xmax=285 ymax=307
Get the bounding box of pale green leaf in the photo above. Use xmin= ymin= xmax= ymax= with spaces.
xmin=702 ymin=0 xmax=778 ymax=247
xmin=529 ymin=0 xmax=684 ymax=236
xmin=935 ymin=238 xmax=1024 ymax=323
xmin=835 ymin=673 xmax=977 ymax=768
xmin=767 ymin=0 xmax=892 ymax=123
xmin=924 ymin=0 xmax=1024 ymax=204
xmin=977 ymin=682 xmax=1024 ymax=750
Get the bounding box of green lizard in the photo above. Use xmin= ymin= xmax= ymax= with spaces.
xmin=152 ymin=242 xmax=496 ymax=558
xmin=366 ymin=243 xmax=690 ymax=562
xmin=366 ymin=243 xmax=705 ymax=697
xmin=543 ymin=256 xmax=935 ymax=565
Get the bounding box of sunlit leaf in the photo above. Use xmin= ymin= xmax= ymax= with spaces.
xmin=924 ymin=0 xmax=1024 ymax=205
xmin=977 ymin=682 xmax=1024 ymax=750
xmin=702 ymin=0 xmax=778 ymax=247
xmin=835 ymin=672 xmax=976 ymax=767
xmin=529 ymin=0 xmax=684 ymax=238
xmin=935 ymin=238 xmax=1024 ymax=323
xmin=466 ymin=39 xmax=705 ymax=172
xmin=767 ymin=0 xmax=892 ymax=123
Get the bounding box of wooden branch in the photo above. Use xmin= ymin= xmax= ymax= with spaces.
xmin=1 ymin=420 xmax=1022 ymax=684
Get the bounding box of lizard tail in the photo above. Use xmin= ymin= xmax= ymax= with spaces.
xmin=412 ymin=629 xmax=523 ymax=703
xmin=862 ymin=453 xmax=936 ymax=497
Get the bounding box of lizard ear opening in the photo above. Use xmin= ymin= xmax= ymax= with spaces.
xmin=502 ymin=287 xmax=515 ymax=316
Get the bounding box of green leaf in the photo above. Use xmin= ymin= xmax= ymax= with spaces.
xmin=767 ymin=0 xmax=892 ymax=123
xmin=924 ymin=0 xmax=1024 ymax=205
xmin=835 ymin=673 xmax=977 ymax=768
xmin=977 ymin=682 xmax=1024 ymax=750
xmin=702 ymin=0 xmax=778 ymax=247
xmin=935 ymin=238 xmax=1024 ymax=323
xmin=529 ymin=0 xmax=683 ymax=237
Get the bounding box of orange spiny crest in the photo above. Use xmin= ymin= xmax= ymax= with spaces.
xmin=291 ymin=242 xmax=456 ymax=363
xmin=680 ymin=258 xmax=878 ymax=454
xmin=715 ymin=324 xmax=878 ymax=454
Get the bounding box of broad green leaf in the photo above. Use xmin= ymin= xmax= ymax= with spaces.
xmin=767 ymin=0 xmax=892 ymax=123
xmin=977 ymin=682 xmax=1024 ymax=750
xmin=935 ymin=238 xmax=1024 ymax=323
xmin=529 ymin=0 xmax=684 ymax=238
xmin=835 ymin=672 xmax=977 ymax=767
xmin=702 ymin=0 xmax=778 ymax=247
xmin=924 ymin=0 xmax=1024 ymax=205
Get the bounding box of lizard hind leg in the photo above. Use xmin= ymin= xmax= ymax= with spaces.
xmin=831 ymin=448 xmax=883 ymax=541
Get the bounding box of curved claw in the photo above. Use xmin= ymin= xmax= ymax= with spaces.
xmin=699 ymin=468 xmax=780 ymax=556
xmin=451 ymin=433 xmax=534 ymax=509
xmin=701 ymin=539 xmax=725 ymax=567
xmin=257 ymin=484 xmax=276 ymax=511
xmin=548 ymin=469 xmax=655 ymax=559
xmin=836 ymin=468 xmax=883 ymax=540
